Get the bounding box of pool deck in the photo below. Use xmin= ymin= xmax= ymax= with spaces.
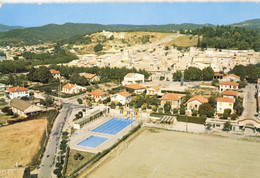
xmin=70 ymin=115 xmax=139 ymax=153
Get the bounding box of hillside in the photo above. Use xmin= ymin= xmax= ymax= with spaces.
xmin=231 ymin=19 xmax=260 ymax=31
xmin=0 ymin=24 xmax=24 ymax=32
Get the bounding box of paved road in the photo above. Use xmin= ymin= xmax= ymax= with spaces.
xmin=241 ymin=84 xmax=257 ymax=119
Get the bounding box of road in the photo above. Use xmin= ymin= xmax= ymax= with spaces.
xmin=241 ymin=84 xmax=257 ymax=119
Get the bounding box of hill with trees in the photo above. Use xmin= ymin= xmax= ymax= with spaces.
xmin=0 ymin=24 xmax=24 ymax=32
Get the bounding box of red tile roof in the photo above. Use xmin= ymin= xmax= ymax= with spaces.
xmin=223 ymin=90 xmax=237 ymax=96
xmin=148 ymin=86 xmax=160 ymax=91
xmin=88 ymin=90 xmax=108 ymax=96
xmin=258 ymin=78 xmax=260 ymax=84
xmin=217 ymin=97 xmax=235 ymax=103
xmin=49 ymin=69 xmax=60 ymax=74
xmin=258 ymin=96 xmax=260 ymax=108
xmin=214 ymin=72 xmax=223 ymax=77
xmin=161 ymin=93 xmax=183 ymax=101
xmin=83 ymin=73 xmax=96 ymax=79
xmin=63 ymin=83 xmax=76 ymax=89
xmin=220 ymin=81 xmax=239 ymax=86
xmin=7 ymin=86 xmax=29 ymax=92
xmin=125 ymin=83 xmax=145 ymax=90
xmin=187 ymin=95 xmax=208 ymax=103
xmin=116 ymin=91 xmax=132 ymax=98
xmin=223 ymin=74 xmax=240 ymax=80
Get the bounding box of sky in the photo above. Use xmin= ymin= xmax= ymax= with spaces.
xmin=0 ymin=3 xmax=260 ymax=27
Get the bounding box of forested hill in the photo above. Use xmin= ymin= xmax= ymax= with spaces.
xmin=0 ymin=24 xmax=24 ymax=32
xmin=231 ymin=19 xmax=260 ymax=31
xmin=0 ymin=19 xmax=259 ymax=46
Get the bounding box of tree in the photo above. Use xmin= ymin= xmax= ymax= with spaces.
xmin=41 ymin=95 xmax=53 ymax=107
xmin=238 ymin=81 xmax=247 ymax=88
xmin=206 ymin=123 xmax=212 ymax=130
xmin=8 ymin=74 xmax=15 ymax=86
xmin=180 ymin=104 xmax=185 ymax=115
xmin=230 ymin=113 xmax=238 ymax=120
xmin=20 ymin=96 xmax=30 ymax=101
xmin=222 ymin=109 xmax=231 ymax=119
xmin=172 ymin=71 xmax=182 ymax=81
xmin=77 ymin=98 xmax=83 ymax=104
xmin=110 ymin=102 xmax=116 ymax=109
xmin=234 ymin=97 xmax=244 ymax=116
xmin=202 ymin=67 xmax=214 ymax=81
xmin=173 ymin=108 xmax=178 ymax=114
xmin=223 ymin=121 xmax=231 ymax=131
xmin=163 ymin=102 xmax=171 ymax=113
xmin=164 ymin=46 xmax=169 ymax=50
xmin=198 ymin=103 xmax=214 ymax=117
xmin=94 ymin=43 xmax=103 ymax=52
xmin=192 ymin=110 xmax=198 ymax=116
xmin=109 ymin=35 xmax=114 ymax=40
xmin=211 ymin=79 xmax=219 ymax=87
xmin=151 ymin=105 xmax=157 ymax=112
xmin=28 ymin=66 xmax=52 ymax=83
xmin=184 ymin=67 xmax=202 ymax=81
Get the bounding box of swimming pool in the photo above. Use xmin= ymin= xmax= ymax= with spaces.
xmin=77 ymin=135 xmax=109 ymax=148
xmin=92 ymin=118 xmax=134 ymax=135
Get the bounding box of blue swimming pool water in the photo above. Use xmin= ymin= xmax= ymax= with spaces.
xmin=92 ymin=118 xmax=134 ymax=135
xmin=77 ymin=135 xmax=109 ymax=148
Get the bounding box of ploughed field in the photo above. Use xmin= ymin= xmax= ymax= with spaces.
xmin=87 ymin=128 xmax=260 ymax=178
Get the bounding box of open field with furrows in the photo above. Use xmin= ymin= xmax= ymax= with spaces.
xmin=164 ymin=35 xmax=199 ymax=47
xmin=0 ymin=119 xmax=45 ymax=169
xmin=86 ymin=128 xmax=260 ymax=178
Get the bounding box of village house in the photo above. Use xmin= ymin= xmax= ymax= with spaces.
xmin=186 ymin=95 xmax=208 ymax=111
xmin=223 ymin=90 xmax=237 ymax=99
xmin=217 ymin=97 xmax=235 ymax=115
xmin=146 ymin=86 xmax=160 ymax=95
xmin=221 ymin=74 xmax=240 ymax=82
xmin=213 ymin=72 xmax=223 ymax=80
xmin=62 ymin=83 xmax=86 ymax=94
xmin=125 ymin=83 xmax=145 ymax=94
xmin=87 ymin=90 xmax=108 ymax=102
xmin=80 ymin=73 xmax=100 ymax=83
xmin=219 ymin=81 xmax=239 ymax=92
xmin=49 ymin=69 xmax=60 ymax=79
xmin=6 ymin=86 xmax=30 ymax=99
xmin=10 ymin=98 xmax=42 ymax=117
xmin=161 ymin=93 xmax=183 ymax=108
xmin=111 ymin=91 xmax=132 ymax=105
xmin=122 ymin=73 xmax=144 ymax=86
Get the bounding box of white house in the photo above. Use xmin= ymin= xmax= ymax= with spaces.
xmin=161 ymin=93 xmax=183 ymax=108
xmin=10 ymin=98 xmax=42 ymax=117
xmin=217 ymin=97 xmax=235 ymax=115
xmin=221 ymin=74 xmax=240 ymax=82
xmin=223 ymin=90 xmax=237 ymax=99
xmin=122 ymin=73 xmax=144 ymax=86
xmin=219 ymin=81 xmax=239 ymax=92
xmin=146 ymin=86 xmax=160 ymax=95
xmin=87 ymin=90 xmax=108 ymax=102
xmin=186 ymin=95 xmax=208 ymax=111
xmin=125 ymin=83 xmax=145 ymax=94
xmin=62 ymin=83 xmax=86 ymax=94
xmin=6 ymin=86 xmax=30 ymax=99
xmin=111 ymin=91 xmax=132 ymax=105
xmin=49 ymin=69 xmax=61 ymax=79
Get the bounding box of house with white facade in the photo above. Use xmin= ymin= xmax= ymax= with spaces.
xmin=161 ymin=93 xmax=183 ymax=108
xmin=219 ymin=81 xmax=239 ymax=92
xmin=62 ymin=83 xmax=86 ymax=94
xmin=111 ymin=91 xmax=132 ymax=105
xmin=87 ymin=90 xmax=108 ymax=102
xmin=146 ymin=86 xmax=160 ymax=95
xmin=186 ymin=95 xmax=208 ymax=111
xmin=223 ymin=90 xmax=237 ymax=99
xmin=10 ymin=98 xmax=42 ymax=117
xmin=217 ymin=97 xmax=235 ymax=115
xmin=49 ymin=69 xmax=61 ymax=79
xmin=125 ymin=83 xmax=145 ymax=94
xmin=6 ymin=86 xmax=30 ymax=99
xmin=221 ymin=74 xmax=240 ymax=82
xmin=122 ymin=73 xmax=144 ymax=86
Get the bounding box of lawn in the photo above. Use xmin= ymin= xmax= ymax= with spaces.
xmin=166 ymin=35 xmax=199 ymax=47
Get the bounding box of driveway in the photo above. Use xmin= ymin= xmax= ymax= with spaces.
xmin=241 ymin=84 xmax=257 ymax=119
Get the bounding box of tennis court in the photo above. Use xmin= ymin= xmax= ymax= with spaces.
xmin=77 ymin=135 xmax=109 ymax=148
xmin=91 ymin=118 xmax=134 ymax=135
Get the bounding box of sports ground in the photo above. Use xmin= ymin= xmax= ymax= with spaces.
xmin=86 ymin=128 xmax=260 ymax=178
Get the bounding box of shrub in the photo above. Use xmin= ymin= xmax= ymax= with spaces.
xmin=73 ymin=154 xmax=79 ymax=160
xmin=230 ymin=113 xmax=238 ymax=120
xmin=192 ymin=110 xmax=198 ymax=116
xmin=223 ymin=121 xmax=231 ymax=131
xmin=79 ymin=155 xmax=84 ymax=160
xmin=180 ymin=104 xmax=185 ymax=115
xmin=77 ymin=98 xmax=83 ymax=104
xmin=206 ymin=123 xmax=212 ymax=130
xmin=173 ymin=108 xmax=178 ymax=114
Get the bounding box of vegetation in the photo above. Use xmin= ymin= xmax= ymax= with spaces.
xmin=234 ymin=97 xmax=244 ymax=116
xmin=172 ymin=71 xmax=182 ymax=81
xmin=184 ymin=67 xmax=214 ymax=81
xmin=129 ymin=95 xmax=160 ymax=109
xmin=198 ymin=103 xmax=214 ymax=118
xmin=229 ymin=64 xmax=260 ymax=83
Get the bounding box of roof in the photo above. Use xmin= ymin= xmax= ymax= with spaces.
xmin=258 ymin=78 xmax=260 ymax=84
xmin=220 ymin=81 xmax=239 ymax=86
xmin=116 ymin=91 xmax=132 ymax=98
xmin=88 ymin=90 xmax=108 ymax=96
xmin=7 ymin=86 xmax=29 ymax=92
xmin=148 ymin=86 xmax=160 ymax=91
xmin=214 ymin=72 xmax=223 ymax=77
xmin=258 ymin=96 xmax=260 ymax=108
xmin=49 ymin=69 xmax=60 ymax=74
xmin=187 ymin=95 xmax=208 ymax=103
xmin=83 ymin=73 xmax=96 ymax=79
xmin=125 ymin=83 xmax=145 ymax=90
xmin=161 ymin=93 xmax=183 ymax=101
xmin=223 ymin=74 xmax=240 ymax=80
xmin=223 ymin=90 xmax=237 ymax=96
xmin=217 ymin=97 xmax=235 ymax=103
xmin=125 ymin=73 xmax=144 ymax=77
xmin=0 ymin=168 xmax=26 ymax=178
xmin=10 ymin=98 xmax=31 ymax=111
xmin=63 ymin=83 xmax=76 ymax=89
xmin=238 ymin=118 xmax=260 ymax=124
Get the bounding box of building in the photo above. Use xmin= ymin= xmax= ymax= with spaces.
xmin=10 ymin=98 xmax=42 ymax=117
xmin=122 ymin=73 xmax=144 ymax=85
xmin=49 ymin=69 xmax=60 ymax=79
xmin=87 ymin=90 xmax=108 ymax=102
xmin=219 ymin=81 xmax=239 ymax=92
xmin=217 ymin=97 xmax=235 ymax=115
xmin=111 ymin=91 xmax=132 ymax=105
xmin=6 ymin=86 xmax=30 ymax=99
xmin=146 ymin=86 xmax=160 ymax=95
xmin=161 ymin=93 xmax=183 ymax=108
xmin=213 ymin=72 xmax=223 ymax=80
xmin=0 ymin=167 xmax=31 ymax=178
xmin=125 ymin=83 xmax=145 ymax=94
xmin=80 ymin=73 xmax=100 ymax=82
xmin=186 ymin=95 xmax=208 ymax=111
xmin=62 ymin=83 xmax=86 ymax=94
xmin=221 ymin=74 xmax=240 ymax=82
xmin=223 ymin=90 xmax=237 ymax=99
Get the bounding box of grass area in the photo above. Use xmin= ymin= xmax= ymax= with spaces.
xmin=0 ymin=112 xmax=11 ymax=125
xmin=65 ymin=149 xmax=95 ymax=176
xmin=166 ymin=35 xmax=199 ymax=47
xmin=87 ymin=128 xmax=260 ymax=178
